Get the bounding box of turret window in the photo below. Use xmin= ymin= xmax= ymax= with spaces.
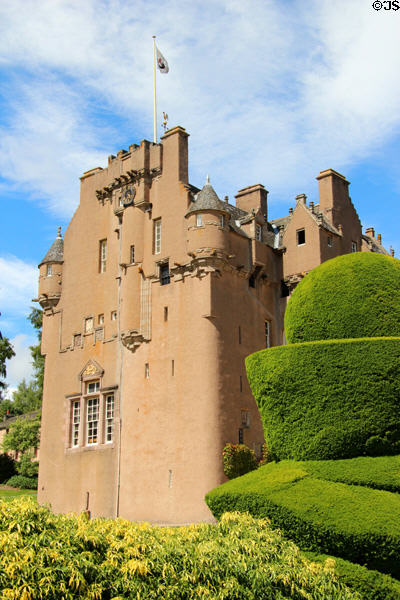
xmin=46 ymin=264 xmax=53 ymax=277
xmin=220 ymin=215 xmax=225 ymax=228
xmin=196 ymin=214 xmax=203 ymax=227
xmin=256 ymin=224 xmax=262 ymax=241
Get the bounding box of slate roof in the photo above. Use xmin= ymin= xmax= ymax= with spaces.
xmin=185 ymin=177 xmax=231 ymax=217
xmin=39 ymin=228 xmax=64 ymax=266
xmin=0 ymin=410 xmax=40 ymax=430
xmin=362 ymin=234 xmax=390 ymax=255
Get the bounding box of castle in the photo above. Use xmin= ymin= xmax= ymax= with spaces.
xmin=36 ymin=126 xmax=391 ymax=523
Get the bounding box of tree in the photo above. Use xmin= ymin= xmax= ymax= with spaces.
xmin=0 ymin=334 xmax=15 ymax=403
xmin=28 ymin=307 xmax=44 ymax=398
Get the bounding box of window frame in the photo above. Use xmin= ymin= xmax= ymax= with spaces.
xmin=86 ymin=396 xmax=100 ymax=445
xmin=71 ymin=400 xmax=80 ymax=447
xmin=99 ymin=239 xmax=107 ymax=273
xmin=196 ymin=213 xmax=203 ymax=227
xmin=154 ymin=219 xmax=162 ymax=255
xmin=297 ymin=229 xmax=306 ymax=246
xmin=105 ymin=394 xmax=114 ymax=443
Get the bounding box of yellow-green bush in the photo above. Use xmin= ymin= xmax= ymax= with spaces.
xmin=0 ymin=498 xmax=359 ymax=599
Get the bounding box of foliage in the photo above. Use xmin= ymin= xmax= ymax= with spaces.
xmin=28 ymin=307 xmax=44 ymax=400
xmin=304 ymin=552 xmax=400 ymax=600
xmin=0 ymin=335 xmax=15 ymax=402
xmin=259 ymin=442 xmax=274 ymax=465
xmin=0 ymin=489 xmax=36 ymax=501
xmin=2 ymin=415 xmax=41 ymax=455
xmin=245 ymin=337 xmax=400 ymax=460
xmin=284 ymin=253 xmax=400 ymax=343
xmin=222 ymin=443 xmax=258 ymax=479
xmin=6 ymin=475 xmax=38 ymax=490
xmin=206 ymin=457 xmax=400 ymax=578
xmin=0 ymin=453 xmax=16 ymax=484
xmin=17 ymin=455 xmax=39 ymax=479
xmin=0 ymin=499 xmax=359 ymax=600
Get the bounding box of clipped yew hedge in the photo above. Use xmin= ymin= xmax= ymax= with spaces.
xmin=284 ymin=253 xmax=400 ymax=343
xmin=245 ymin=337 xmax=400 ymax=460
xmin=205 ymin=459 xmax=400 ymax=578
xmin=0 ymin=498 xmax=358 ymax=600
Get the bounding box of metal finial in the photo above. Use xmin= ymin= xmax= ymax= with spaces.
xmin=162 ymin=112 xmax=168 ymax=132
xmin=57 ymin=226 xmax=62 ymax=238
xmin=206 ymin=174 xmax=210 ymax=184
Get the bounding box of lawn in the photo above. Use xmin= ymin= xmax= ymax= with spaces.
xmin=0 ymin=485 xmax=37 ymax=501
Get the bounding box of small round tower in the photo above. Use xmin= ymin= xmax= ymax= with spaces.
xmin=185 ymin=176 xmax=230 ymax=257
xmin=38 ymin=227 xmax=64 ymax=310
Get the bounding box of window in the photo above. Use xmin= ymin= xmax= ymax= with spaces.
xmin=160 ymin=262 xmax=170 ymax=285
xmin=85 ymin=317 xmax=94 ymax=333
xmin=256 ymin=224 xmax=262 ymax=241
xmin=46 ymin=264 xmax=52 ymax=277
xmin=86 ymin=380 xmax=100 ymax=394
xmin=71 ymin=400 xmax=80 ymax=447
xmin=352 ymin=241 xmax=357 ymax=252
xmin=265 ymin=321 xmax=270 ymax=348
xmin=240 ymin=375 xmax=243 ymax=392
xmin=73 ymin=334 xmax=82 ymax=347
xmin=105 ymin=395 xmax=114 ymax=443
xmin=98 ymin=314 xmax=104 ymax=325
xmin=327 ymin=236 xmax=333 ymax=247
xmin=220 ymin=215 xmax=225 ymax=228
xmin=130 ymin=245 xmax=135 ymax=264
xmin=154 ymin=219 xmax=161 ymax=254
xmin=164 ymin=306 xmax=168 ymax=321
xmin=241 ymin=410 xmax=250 ymax=427
xmin=238 ymin=326 xmax=242 ymax=344
xmin=99 ymin=239 xmax=107 ymax=273
xmin=95 ymin=328 xmax=104 ymax=342
xmin=238 ymin=428 xmax=244 ymax=444
xmin=171 ymin=360 xmax=175 ymax=376
xmin=145 ymin=363 xmax=149 ymax=378
xmin=196 ymin=213 xmax=203 ymax=227
xmin=297 ymin=229 xmax=305 ymax=245
xmin=111 ymin=311 xmax=117 ymax=321
xmin=87 ymin=398 xmax=99 ymax=445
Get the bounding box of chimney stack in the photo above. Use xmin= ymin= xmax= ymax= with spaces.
xmin=365 ymin=227 xmax=375 ymax=238
xmin=377 ymin=234 xmax=382 ymax=245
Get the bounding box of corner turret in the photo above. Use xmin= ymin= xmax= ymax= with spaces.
xmin=38 ymin=227 xmax=64 ymax=310
xmin=185 ymin=176 xmax=230 ymax=257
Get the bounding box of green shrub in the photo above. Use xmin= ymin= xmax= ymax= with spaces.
xmin=6 ymin=474 xmax=38 ymax=489
xmin=284 ymin=253 xmax=400 ymax=343
xmin=17 ymin=454 xmax=39 ymax=478
xmin=206 ymin=459 xmax=400 ymax=578
xmin=0 ymin=453 xmax=16 ymax=483
xmin=246 ymin=337 xmax=400 ymax=460
xmin=304 ymin=552 xmax=400 ymax=600
xmin=222 ymin=443 xmax=258 ymax=479
xmin=0 ymin=498 xmax=358 ymax=599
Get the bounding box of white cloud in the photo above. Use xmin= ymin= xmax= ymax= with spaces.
xmin=0 ymin=256 xmax=38 ymax=333
xmin=5 ymin=333 xmax=35 ymax=390
xmin=0 ymin=0 xmax=399 ymax=216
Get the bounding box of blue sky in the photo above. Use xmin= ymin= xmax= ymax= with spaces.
xmin=1 ymin=0 xmax=399 ymax=390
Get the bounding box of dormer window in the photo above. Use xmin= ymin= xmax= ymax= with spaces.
xmin=196 ymin=214 xmax=203 ymax=227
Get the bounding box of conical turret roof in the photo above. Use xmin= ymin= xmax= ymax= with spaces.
xmin=185 ymin=176 xmax=230 ymax=217
xmin=39 ymin=227 xmax=64 ymax=266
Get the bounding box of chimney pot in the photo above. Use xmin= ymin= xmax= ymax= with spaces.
xmin=377 ymin=234 xmax=382 ymax=245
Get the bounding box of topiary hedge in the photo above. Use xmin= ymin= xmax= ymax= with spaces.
xmin=205 ymin=459 xmax=400 ymax=578
xmin=245 ymin=337 xmax=400 ymax=460
xmin=284 ymin=253 xmax=400 ymax=343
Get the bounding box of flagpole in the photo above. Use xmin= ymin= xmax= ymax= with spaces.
xmin=152 ymin=35 xmax=157 ymax=143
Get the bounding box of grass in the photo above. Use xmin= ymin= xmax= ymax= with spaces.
xmin=0 ymin=486 xmax=37 ymax=502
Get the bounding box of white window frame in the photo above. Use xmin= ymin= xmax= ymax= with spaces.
xmin=46 ymin=264 xmax=53 ymax=277
xmin=86 ymin=397 xmax=99 ymax=445
xmin=105 ymin=394 xmax=114 ymax=443
xmin=71 ymin=400 xmax=80 ymax=447
xmin=196 ymin=214 xmax=203 ymax=227
xmin=154 ymin=219 xmax=162 ymax=255
xmin=99 ymin=239 xmax=107 ymax=273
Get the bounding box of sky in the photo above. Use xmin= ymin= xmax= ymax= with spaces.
xmin=0 ymin=0 xmax=399 ymax=391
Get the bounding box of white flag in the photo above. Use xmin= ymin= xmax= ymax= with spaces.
xmin=156 ymin=46 xmax=169 ymax=74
